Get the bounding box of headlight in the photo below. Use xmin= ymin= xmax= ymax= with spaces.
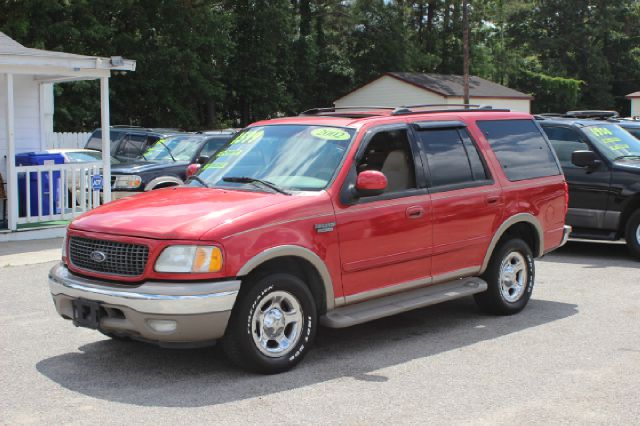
xmin=155 ymin=245 xmax=223 ymax=273
xmin=113 ymin=175 xmax=142 ymax=189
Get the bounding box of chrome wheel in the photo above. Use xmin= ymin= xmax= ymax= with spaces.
xmin=636 ymin=223 xmax=640 ymax=245
xmin=499 ymin=251 xmax=528 ymax=303
xmin=251 ymin=290 xmax=304 ymax=358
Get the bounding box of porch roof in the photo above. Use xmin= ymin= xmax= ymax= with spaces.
xmin=0 ymin=32 xmax=136 ymax=83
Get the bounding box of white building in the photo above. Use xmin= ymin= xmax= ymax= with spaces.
xmin=0 ymin=32 xmax=135 ymax=240
xmin=627 ymin=91 xmax=640 ymax=117
xmin=334 ymin=72 xmax=532 ymax=113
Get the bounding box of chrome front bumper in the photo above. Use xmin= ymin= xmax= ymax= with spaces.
xmin=48 ymin=263 xmax=240 ymax=343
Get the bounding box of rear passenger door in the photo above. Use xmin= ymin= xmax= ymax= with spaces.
xmin=412 ymin=122 xmax=502 ymax=278
xmin=541 ymin=125 xmax=612 ymax=230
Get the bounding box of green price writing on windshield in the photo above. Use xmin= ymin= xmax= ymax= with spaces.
xmin=203 ymin=162 xmax=228 ymax=170
xmin=311 ymin=128 xmax=351 ymax=140
xmin=589 ymin=127 xmax=614 ymax=137
xmin=230 ymin=129 xmax=264 ymax=145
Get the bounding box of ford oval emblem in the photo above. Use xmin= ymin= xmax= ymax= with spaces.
xmin=90 ymin=251 xmax=107 ymax=263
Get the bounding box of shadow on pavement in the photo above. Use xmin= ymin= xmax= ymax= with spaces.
xmin=37 ymin=297 xmax=577 ymax=408
xmin=541 ymin=240 xmax=638 ymax=268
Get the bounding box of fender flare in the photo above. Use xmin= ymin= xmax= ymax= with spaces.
xmin=480 ymin=213 xmax=544 ymax=274
xmin=145 ymin=175 xmax=183 ymax=191
xmin=237 ymin=245 xmax=336 ymax=311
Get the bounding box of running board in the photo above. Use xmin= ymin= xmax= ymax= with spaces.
xmin=320 ymin=277 xmax=487 ymax=328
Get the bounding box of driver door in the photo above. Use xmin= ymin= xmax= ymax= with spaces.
xmin=334 ymin=125 xmax=432 ymax=302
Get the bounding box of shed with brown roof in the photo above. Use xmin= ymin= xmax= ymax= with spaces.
xmin=334 ymin=72 xmax=532 ymax=113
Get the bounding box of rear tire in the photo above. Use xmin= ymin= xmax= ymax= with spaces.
xmin=475 ymin=238 xmax=535 ymax=315
xmin=625 ymin=210 xmax=640 ymax=260
xmin=223 ymin=272 xmax=317 ymax=374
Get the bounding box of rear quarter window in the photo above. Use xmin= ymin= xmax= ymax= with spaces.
xmin=477 ymin=119 xmax=561 ymax=181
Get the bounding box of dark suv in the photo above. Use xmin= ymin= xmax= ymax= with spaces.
xmin=110 ymin=131 xmax=236 ymax=199
xmin=538 ymin=114 xmax=640 ymax=258
xmin=85 ymin=126 xmax=181 ymax=162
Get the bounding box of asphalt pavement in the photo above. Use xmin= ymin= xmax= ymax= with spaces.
xmin=0 ymin=240 xmax=638 ymax=424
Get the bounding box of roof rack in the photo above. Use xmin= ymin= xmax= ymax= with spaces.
xmin=300 ymin=104 xmax=510 ymax=118
xmin=300 ymin=106 xmax=396 ymax=116
xmin=565 ymin=110 xmax=619 ymax=119
xmin=391 ymin=103 xmax=509 ymax=115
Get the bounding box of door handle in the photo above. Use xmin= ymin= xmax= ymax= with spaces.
xmin=406 ymin=206 xmax=425 ymax=219
xmin=486 ymin=195 xmax=501 ymax=205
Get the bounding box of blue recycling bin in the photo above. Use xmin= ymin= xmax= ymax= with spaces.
xmin=16 ymin=152 xmax=65 ymax=217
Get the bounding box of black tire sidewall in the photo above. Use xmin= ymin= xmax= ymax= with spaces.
xmin=227 ymin=273 xmax=317 ymax=373
xmin=625 ymin=211 xmax=640 ymax=259
xmin=483 ymin=239 xmax=535 ymax=313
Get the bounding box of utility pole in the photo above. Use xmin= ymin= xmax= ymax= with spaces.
xmin=463 ymin=0 xmax=470 ymax=107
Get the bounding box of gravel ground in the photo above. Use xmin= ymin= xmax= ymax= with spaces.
xmin=1 ymin=240 xmax=638 ymax=424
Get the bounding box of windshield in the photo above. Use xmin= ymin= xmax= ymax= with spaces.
xmin=141 ymin=136 xmax=204 ymax=162
xmin=192 ymin=125 xmax=354 ymax=192
xmin=584 ymin=124 xmax=640 ymax=160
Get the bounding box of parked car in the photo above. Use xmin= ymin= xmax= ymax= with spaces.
xmin=49 ymin=105 xmax=569 ymax=374
xmin=84 ymin=126 xmax=181 ymax=162
xmin=538 ymin=115 xmax=640 ymax=258
xmin=110 ymin=131 xmax=235 ymax=199
xmin=43 ymin=148 xmax=103 ymax=164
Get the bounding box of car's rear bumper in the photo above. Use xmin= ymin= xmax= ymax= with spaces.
xmin=48 ymin=263 xmax=240 ymax=344
xmin=560 ymin=225 xmax=572 ymax=247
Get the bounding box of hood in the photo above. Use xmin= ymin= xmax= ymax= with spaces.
xmin=70 ymin=187 xmax=293 ymax=240
xmin=613 ymin=159 xmax=640 ymax=173
xmin=111 ymin=160 xmax=189 ymax=174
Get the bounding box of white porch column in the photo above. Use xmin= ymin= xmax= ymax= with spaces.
xmin=100 ymin=76 xmax=111 ymax=202
xmin=5 ymin=73 xmax=17 ymax=231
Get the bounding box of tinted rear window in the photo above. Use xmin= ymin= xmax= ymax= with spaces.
xmin=85 ymin=130 xmax=125 ymax=150
xmin=477 ymin=119 xmax=560 ymax=181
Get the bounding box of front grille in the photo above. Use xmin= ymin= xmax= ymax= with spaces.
xmin=69 ymin=237 xmax=149 ymax=276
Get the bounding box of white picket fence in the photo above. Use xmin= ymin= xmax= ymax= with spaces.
xmin=45 ymin=132 xmax=92 ymax=149
xmin=15 ymin=162 xmax=103 ymax=225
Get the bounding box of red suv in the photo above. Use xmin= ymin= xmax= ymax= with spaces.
xmin=49 ymin=106 xmax=570 ymax=374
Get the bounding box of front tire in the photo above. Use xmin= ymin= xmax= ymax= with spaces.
xmin=625 ymin=210 xmax=640 ymax=260
xmin=475 ymin=238 xmax=535 ymax=315
xmin=223 ymin=272 xmax=317 ymax=374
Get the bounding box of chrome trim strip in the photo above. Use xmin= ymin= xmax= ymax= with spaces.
xmin=237 ymin=245 xmax=337 ymax=310
xmin=49 ymin=263 xmax=239 ymax=315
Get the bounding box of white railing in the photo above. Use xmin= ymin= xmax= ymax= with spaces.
xmin=44 ymin=132 xmax=92 ymax=149
xmin=15 ymin=162 xmax=102 ymax=225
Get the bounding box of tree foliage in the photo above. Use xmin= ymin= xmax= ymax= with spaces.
xmin=1 ymin=0 xmax=639 ymax=130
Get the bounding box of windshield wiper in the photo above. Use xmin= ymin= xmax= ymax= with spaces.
xmin=156 ymin=140 xmax=176 ymax=162
xmin=613 ymin=155 xmax=640 ymax=161
xmin=186 ymin=175 xmax=210 ymax=188
xmin=222 ymin=176 xmax=290 ymax=195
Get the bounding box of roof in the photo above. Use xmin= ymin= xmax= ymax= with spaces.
xmin=0 ymin=31 xmax=135 ymax=79
xmin=385 ymin=72 xmax=533 ymax=99
xmin=626 ymin=91 xmax=640 ymax=98
xmin=251 ymin=110 xmax=532 ymax=129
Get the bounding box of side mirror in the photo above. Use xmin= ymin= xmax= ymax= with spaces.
xmin=571 ymin=150 xmax=600 ymax=168
xmin=197 ymin=155 xmax=210 ymax=165
xmin=355 ymin=170 xmax=387 ymax=197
